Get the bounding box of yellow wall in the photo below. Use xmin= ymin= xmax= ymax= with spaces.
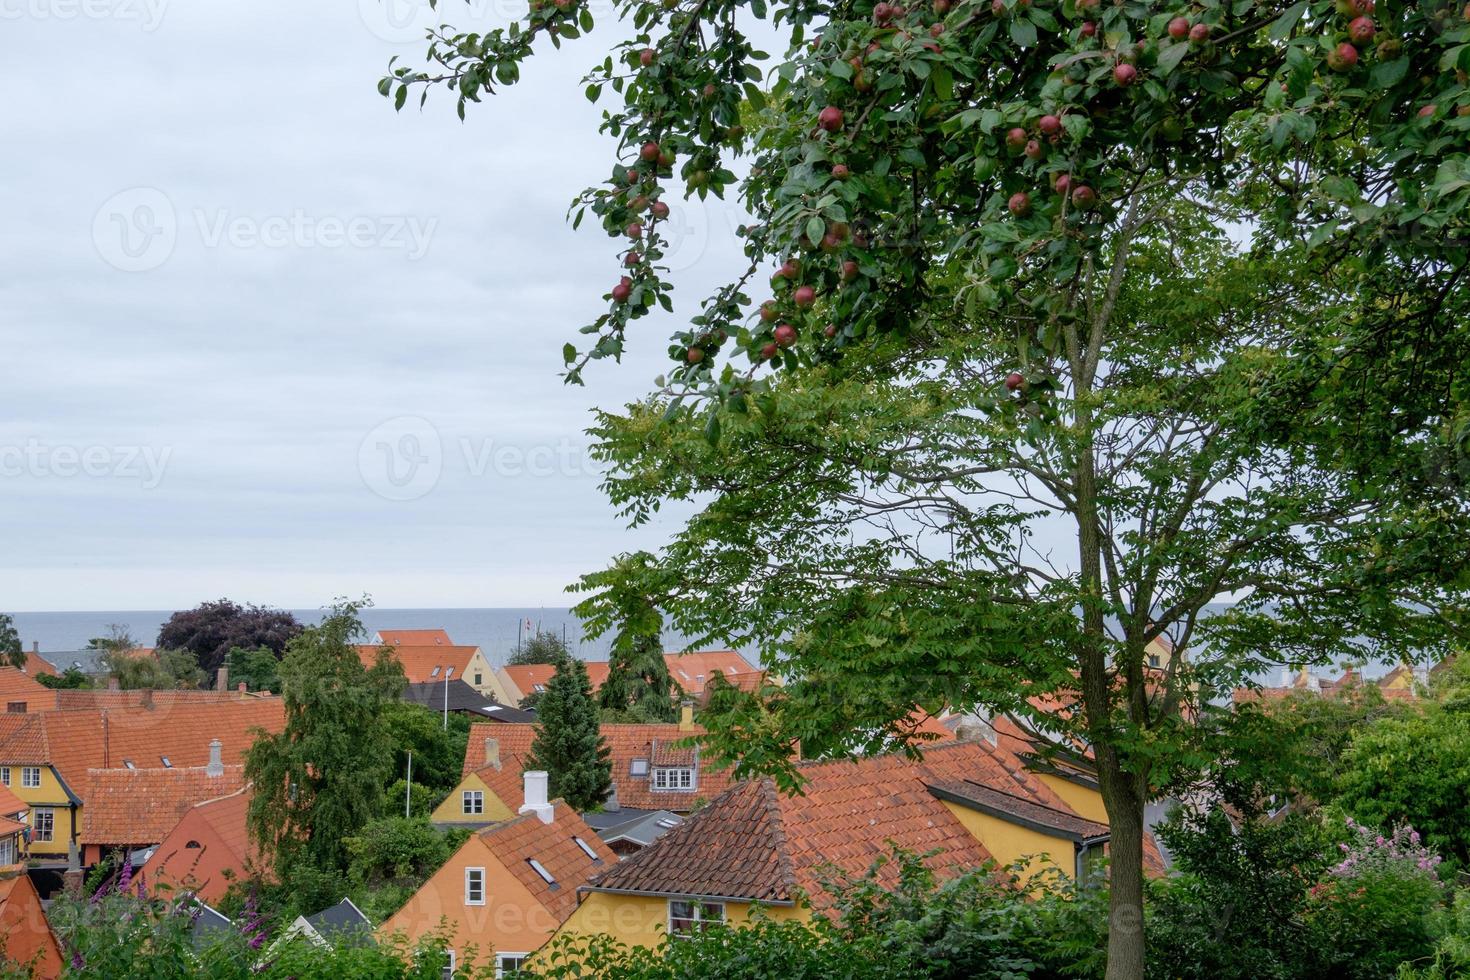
xmin=554 ymin=891 xmax=807 ymax=952
xmin=464 ymin=652 xmax=517 ymax=705
xmin=0 ymin=766 xmax=77 ymax=860
xmin=1033 ymin=773 xmax=1108 ymax=825
xmin=379 ymin=833 xmax=560 ymax=974
xmin=939 ymin=800 xmax=1071 ymax=880
xmin=430 ymin=773 xmax=515 ymax=826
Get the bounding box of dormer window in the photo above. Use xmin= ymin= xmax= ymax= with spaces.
xmin=652 ymin=767 xmax=695 ymax=791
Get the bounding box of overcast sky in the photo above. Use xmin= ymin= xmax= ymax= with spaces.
xmin=1 ymin=0 xmax=754 ymax=611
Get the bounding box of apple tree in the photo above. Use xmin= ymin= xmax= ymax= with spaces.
xmin=386 ymin=0 xmax=1470 ymax=974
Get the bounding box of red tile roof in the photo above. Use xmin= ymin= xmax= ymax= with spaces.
xmin=141 ymin=785 xmax=264 ymax=905
xmin=81 ymin=765 xmax=246 ymax=845
xmin=502 ymin=662 xmax=611 ymax=699
xmin=0 ymin=783 xmax=27 ymax=819
xmin=0 ymin=699 xmax=284 ymax=793
xmin=503 ymin=653 xmax=760 ymax=702
xmin=0 ymin=870 xmax=64 ymax=978
xmin=477 ymin=802 xmax=609 ymax=923
xmin=23 ymin=652 xmax=57 ymax=678
xmin=0 ymin=668 xmax=54 ymax=713
xmin=53 ymin=689 xmax=262 ymax=711
xmin=462 ymin=723 xmax=734 ymax=812
xmin=377 ymin=629 xmax=454 ymax=647
xmin=358 ymin=644 xmax=480 ymax=685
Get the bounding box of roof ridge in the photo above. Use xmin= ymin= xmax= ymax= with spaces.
xmin=950 ymin=776 xmax=1089 ymax=821
xmin=757 ymin=778 xmax=798 ymax=902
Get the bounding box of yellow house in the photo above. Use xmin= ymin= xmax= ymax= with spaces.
xmin=0 ymin=761 xmax=79 ymax=865
xmin=367 ymin=631 xmax=519 ymax=705
xmin=552 ymin=738 xmax=1143 ymax=955
xmin=381 ymin=772 xmax=609 ymax=978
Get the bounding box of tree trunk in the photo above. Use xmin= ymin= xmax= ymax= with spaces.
xmin=1099 ymin=754 xmax=1147 ymax=980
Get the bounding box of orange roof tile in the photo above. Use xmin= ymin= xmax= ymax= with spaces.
xmin=377 ymin=629 xmax=454 ymax=646
xmin=478 ymin=802 xmax=608 ymax=923
xmin=462 ymin=723 xmax=734 ymax=812
xmin=502 ymin=662 xmax=611 ymax=698
xmin=141 ymin=785 xmax=265 ymax=905
xmin=23 ymin=652 xmax=57 ymax=678
xmin=662 ymin=651 xmax=759 ymax=695
xmin=0 ymin=699 xmax=284 ymax=793
xmin=53 ymin=689 xmax=261 ymax=711
xmin=0 ymin=668 xmax=54 ymax=713
xmin=0 ymin=871 xmax=63 ymax=977
xmin=0 ymin=783 xmax=29 ymax=819
xmin=81 ymin=765 xmax=247 ymax=845
xmin=358 ymin=644 xmax=480 ymax=685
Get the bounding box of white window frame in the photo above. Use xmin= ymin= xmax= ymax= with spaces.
xmin=652 ymin=767 xmax=695 ymax=792
xmin=441 ymin=948 xmax=456 ymax=980
xmin=0 ymin=835 xmax=14 ymax=865
xmin=668 ymin=899 xmax=724 ymax=937
xmin=462 ymin=790 xmax=484 ymax=815
xmin=20 ymin=767 xmax=40 ymax=789
xmin=32 ymin=807 xmax=53 ymax=843
xmin=0 ymin=767 xmax=9 ymax=786
xmin=496 ymin=952 xmax=529 ymax=978
xmin=464 ymin=867 xmax=486 ymax=906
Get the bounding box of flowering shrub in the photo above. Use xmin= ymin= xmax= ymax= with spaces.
xmin=1330 ymin=819 xmax=1444 ymax=882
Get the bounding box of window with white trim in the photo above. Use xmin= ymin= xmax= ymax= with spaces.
xmin=0 ymin=835 xmax=14 ymax=865
xmin=462 ymin=790 xmax=484 ymax=815
xmin=668 ymin=900 xmax=724 ymax=937
xmin=464 ymin=867 xmax=485 ymax=905
xmin=496 ymin=952 xmax=529 ymax=978
xmin=652 ymin=767 xmax=695 ymax=791
xmin=440 ymin=949 xmax=456 ymax=980
xmin=0 ymin=768 xmax=10 ymax=786
xmin=32 ymin=807 xmax=53 ymax=843
xmin=21 ymin=767 xmax=40 ymax=789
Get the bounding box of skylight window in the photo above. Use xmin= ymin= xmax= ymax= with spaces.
xmin=160 ymin=756 xmax=172 ymax=768
xmin=630 ymin=759 xmax=649 ymax=777
xmin=123 ymin=760 xmax=136 ymax=770
xmin=430 ymin=666 xmax=441 ymax=678
xmin=656 ymin=818 xmax=681 ymax=829
xmin=573 ymin=837 xmax=599 ymax=860
xmin=527 ymin=859 xmax=555 ymax=884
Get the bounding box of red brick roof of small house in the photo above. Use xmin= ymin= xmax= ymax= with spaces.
xmin=462 ymin=722 xmax=735 ymax=812
xmin=0 ymin=668 xmax=55 ymax=714
xmin=377 ymin=629 xmax=454 ymax=647
xmin=0 ymin=870 xmax=64 ymax=978
xmin=141 ymin=785 xmax=264 ymax=905
xmin=80 ymin=764 xmax=247 ymax=847
xmin=478 ymin=802 xmax=610 ymax=924
xmin=0 ymin=699 xmax=284 ymax=794
xmin=504 ymin=652 xmax=760 ymax=703
xmin=584 ymin=737 xmax=1163 ymax=909
xmin=357 ymin=644 xmax=480 ymax=685
xmin=501 ymin=662 xmax=612 ymax=700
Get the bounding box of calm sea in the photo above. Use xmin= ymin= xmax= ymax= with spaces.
xmin=5 ymin=608 xmax=696 ymax=669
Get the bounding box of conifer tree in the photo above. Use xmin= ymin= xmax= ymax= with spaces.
xmin=524 ymin=657 xmax=612 ymax=811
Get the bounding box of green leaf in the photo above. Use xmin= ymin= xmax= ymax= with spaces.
xmin=743 ymin=82 xmax=766 ymax=112
xmin=1368 ymin=57 xmax=1409 ymax=90
xmin=806 ymin=215 xmax=826 ymax=247
xmin=1269 ymin=1 xmax=1307 ymax=40
xmin=563 ymin=343 xmax=578 ymax=364
xmin=1156 ymin=42 xmax=1190 ymax=76
xmin=1009 ymin=18 xmax=1037 ymax=48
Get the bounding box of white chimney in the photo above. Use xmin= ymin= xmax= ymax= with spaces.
xmin=206 ymin=739 xmax=224 ymax=778
xmin=519 ymin=770 xmax=554 ymax=824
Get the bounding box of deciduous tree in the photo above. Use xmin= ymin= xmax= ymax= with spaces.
xmin=157 ymin=599 xmax=301 ymax=677
xmin=0 ymin=614 xmax=21 ymax=669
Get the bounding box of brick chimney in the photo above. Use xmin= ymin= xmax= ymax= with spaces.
xmin=518 ymin=770 xmax=553 ymax=824
xmin=205 ymin=739 xmax=224 ymax=778
xmin=483 ymin=737 xmax=501 ymax=770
